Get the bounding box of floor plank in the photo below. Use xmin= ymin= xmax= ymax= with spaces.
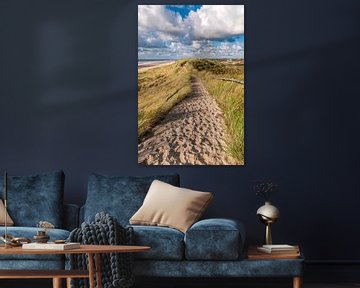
xmin=1 ymin=279 xmax=360 ymax=288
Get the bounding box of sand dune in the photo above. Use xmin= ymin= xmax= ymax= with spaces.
xmin=138 ymin=61 xmax=175 ymax=72
xmin=138 ymin=76 xmax=239 ymax=165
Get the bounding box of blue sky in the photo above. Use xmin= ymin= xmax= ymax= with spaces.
xmin=138 ymin=5 xmax=244 ymax=60
xmin=166 ymin=5 xmax=202 ymax=18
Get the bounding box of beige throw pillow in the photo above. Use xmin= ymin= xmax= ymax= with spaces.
xmin=130 ymin=180 xmax=213 ymax=233
xmin=0 ymin=199 xmax=14 ymax=226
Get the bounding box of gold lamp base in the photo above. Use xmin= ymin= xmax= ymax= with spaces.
xmin=257 ymin=201 xmax=280 ymax=245
xmin=265 ymin=223 xmax=272 ymax=245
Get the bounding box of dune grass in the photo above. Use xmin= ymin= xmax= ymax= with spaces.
xmin=138 ymin=58 xmax=244 ymax=164
xmin=138 ymin=61 xmax=192 ymax=139
xmin=190 ymin=59 xmax=245 ymax=164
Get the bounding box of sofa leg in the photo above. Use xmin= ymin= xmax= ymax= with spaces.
xmin=53 ymin=278 xmax=62 ymax=288
xmin=293 ymin=276 xmax=302 ymax=288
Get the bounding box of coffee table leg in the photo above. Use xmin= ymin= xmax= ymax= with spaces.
xmin=95 ymin=253 xmax=102 ymax=288
xmin=88 ymin=253 xmax=95 ymax=288
xmin=52 ymin=278 xmax=62 ymax=288
xmin=66 ymin=277 xmax=72 ymax=288
xmin=293 ymin=276 xmax=302 ymax=288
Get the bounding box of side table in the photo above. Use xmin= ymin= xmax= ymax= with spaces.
xmin=247 ymin=245 xmax=304 ymax=288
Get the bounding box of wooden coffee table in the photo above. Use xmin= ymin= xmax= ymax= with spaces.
xmin=0 ymin=244 xmax=150 ymax=288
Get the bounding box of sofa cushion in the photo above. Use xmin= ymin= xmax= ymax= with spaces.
xmin=0 ymin=227 xmax=69 ymax=261
xmin=84 ymin=174 xmax=180 ymax=225
xmin=130 ymin=180 xmax=213 ymax=233
xmin=185 ymin=218 xmax=245 ymax=260
xmin=130 ymin=225 xmax=184 ymax=260
xmin=133 ymin=258 xmax=304 ymax=277
xmin=0 ymin=260 xmax=64 ymax=270
xmin=0 ymin=171 xmax=65 ymax=227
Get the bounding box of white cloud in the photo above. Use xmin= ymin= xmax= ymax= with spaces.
xmin=217 ymin=42 xmax=244 ymax=58
xmin=138 ymin=5 xmax=184 ymax=35
xmin=192 ymin=41 xmax=201 ymax=50
xmin=138 ymin=35 xmax=166 ymax=48
xmin=138 ymin=5 xmax=244 ymax=59
xmin=187 ymin=5 xmax=244 ymax=40
xmin=138 ymin=5 xmax=186 ymax=48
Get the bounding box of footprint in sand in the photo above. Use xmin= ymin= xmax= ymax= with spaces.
xmin=138 ymin=76 xmax=239 ymax=165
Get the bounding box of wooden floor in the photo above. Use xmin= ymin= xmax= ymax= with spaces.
xmin=137 ymin=282 xmax=360 ymax=288
xmin=306 ymin=285 xmax=360 ymax=288
xmin=1 ymin=280 xmax=360 ymax=288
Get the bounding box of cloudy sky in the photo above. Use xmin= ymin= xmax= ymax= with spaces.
xmin=138 ymin=5 xmax=244 ymax=60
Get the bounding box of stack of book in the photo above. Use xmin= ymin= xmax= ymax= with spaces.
xmin=248 ymin=244 xmax=300 ymax=259
xmin=257 ymin=244 xmax=299 ymax=254
xmin=22 ymin=242 xmax=80 ymax=250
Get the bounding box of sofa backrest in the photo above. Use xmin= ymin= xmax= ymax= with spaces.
xmin=0 ymin=170 xmax=65 ymax=228
xmin=82 ymin=173 xmax=180 ymax=226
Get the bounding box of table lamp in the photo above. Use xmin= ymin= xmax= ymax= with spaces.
xmin=256 ymin=201 xmax=280 ymax=245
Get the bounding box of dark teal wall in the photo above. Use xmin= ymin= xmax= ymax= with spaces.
xmin=1 ymin=0 xmax=360 ymax=262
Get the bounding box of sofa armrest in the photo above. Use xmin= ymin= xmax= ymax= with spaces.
xmin=63 ymin=204 xmax=80 ymax=231
xmin=184 ymin=218 xmax=245 ymax=260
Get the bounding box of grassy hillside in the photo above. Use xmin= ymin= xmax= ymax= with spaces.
xmin=190 ymin=59 xmax=244 ymax=164
xmin=138 ymin=61 xmax=192 ymax=138
xmin=138 ymin=58 xmax=244 ymax=164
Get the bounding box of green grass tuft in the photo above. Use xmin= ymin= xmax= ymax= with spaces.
xmin=192 ymin=59 xmax=244 ymax=164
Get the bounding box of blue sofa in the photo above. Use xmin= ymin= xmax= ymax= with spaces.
xmin=81 ymin=173 xmax=304 ymax=282
xmin=0 ymin=171 xmax=303 ymax=287
xmin=0 ymin=171 xmax=79 ymax=270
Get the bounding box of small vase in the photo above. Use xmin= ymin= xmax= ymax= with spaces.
xmin=33 ymin=231 xmax=50 ymax=243
xmin=256 ymin=201 xmax=280 ymax=245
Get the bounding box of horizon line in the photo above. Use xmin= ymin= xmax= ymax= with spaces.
xmin=138 ymin=57 xmax=245 ymax=60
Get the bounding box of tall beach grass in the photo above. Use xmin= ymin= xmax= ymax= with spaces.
xmin=190 ymin=59 xmax=245 ymax=164
xmin=138 ymin=59 xmax=244 ymax=164
xmin=138 ymin=61 xmax=192 ymax=139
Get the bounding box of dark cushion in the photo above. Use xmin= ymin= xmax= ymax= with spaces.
xmin=0 ymin=227 xmax=69 ymax=261
xmin=84 ymin=174 xmax=180 ymax=225
xmin=134 ymin=258 xmax=304 ymax=277
xmin=185 ymin=218 xmax=245 ymax=260
xmin=0 ymin=260 xmax=64 ymax=270
xmin=130 ymin=225 xmax=184 ymax=260
xmin=0 ymin=171 xmax=65 ymax=227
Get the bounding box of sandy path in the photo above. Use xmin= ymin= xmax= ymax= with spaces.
xmin=138 ymin=76 xmax=239 ymax=165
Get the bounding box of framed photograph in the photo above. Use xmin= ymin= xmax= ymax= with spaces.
xmin=138 ymin=5 xmax=244 ymax=165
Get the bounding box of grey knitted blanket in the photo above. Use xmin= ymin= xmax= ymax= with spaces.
xmin=68 ymin=212 xmax=134 ymax=288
